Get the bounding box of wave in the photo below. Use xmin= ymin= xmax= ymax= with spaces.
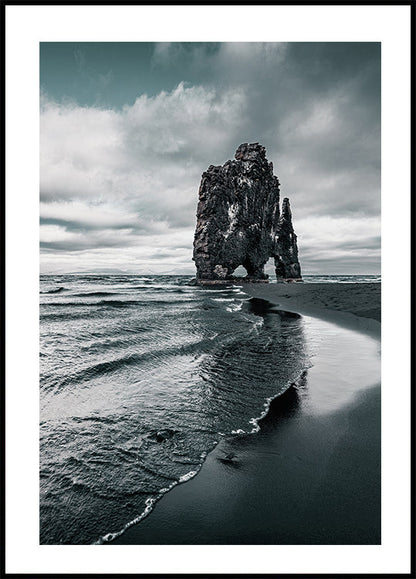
xmin=41 ymin=298 xmax=193 ymax=308
xmin=40 ymin=275 xmax=311 ymax=544
xmin=127 ymin=286 xmax=194 ymax=294
xmin=41 ymin=335 xmax=223 ymax=390
xmin=94 ymin=369 xmax=308 ymax=545
xmin=178 ymin=470 xmax=198 ymax=483
xmin=40 ymin=311 xmax=96 ymax=322
xmin=102 ymin=372 xmax=308 ymax=542
xmin=95 ymin=466 xmax=202 ymax=545
xmin=225 ymin=301 xmax=243 ymax=313
xmin=71 ymin=415 xmax=118 ymax=425
xmin=41 ymin=286 xmax=66 ymax=294
xmin=96 ymin=496 xmax=159 ymax=544
xmin=247 ymin=369 xmax=310 ymax=434
xmin=96 ymin=298 xmax=188 ymax=308
xmin=71 ymin=291 xmax=119 ymax=297
xmin=40 ymin=299 xmax=156 ymax=309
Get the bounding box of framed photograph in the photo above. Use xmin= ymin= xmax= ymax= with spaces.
xmin=4 ymin=3 xmax=412 ymax=576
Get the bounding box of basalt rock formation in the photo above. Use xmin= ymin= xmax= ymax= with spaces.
xmin=192 ymin=143 xmax=301 ymax=282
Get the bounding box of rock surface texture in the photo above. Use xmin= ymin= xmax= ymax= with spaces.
xmin=193 ymin=143 xmax=302 ymax=281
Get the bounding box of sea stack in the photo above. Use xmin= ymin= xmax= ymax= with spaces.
xmin=192 ymin=143 xmax=302 ymax=283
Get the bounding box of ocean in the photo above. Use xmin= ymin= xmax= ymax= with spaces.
xmin=39 ymin=274 xmax=380 ymax=544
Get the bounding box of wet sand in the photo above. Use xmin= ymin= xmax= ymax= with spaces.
xmin=242 ymin=282 xmax=381 ymax=338
xmin=112 ymin=283 xmax=381 ymax=545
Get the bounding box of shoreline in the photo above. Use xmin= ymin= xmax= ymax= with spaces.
xmin=241 ymin=281 xmax=381 ymax=340
xmin=112 ymin=282 xmax=381 ymax=546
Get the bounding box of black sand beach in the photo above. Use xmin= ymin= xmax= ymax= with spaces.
xmin=243 ymin=282 xmax=381 ymax=337
xmin=112 ymin=282 xmax=381 ymax=545
xmin=252 ymin=282 xmax=381 ymax=322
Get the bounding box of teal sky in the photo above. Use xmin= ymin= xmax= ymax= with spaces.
xmin=40 ymin=42 xmax=222 ymax=108
xmin=40 ymin=42 xmax=381 ymax=275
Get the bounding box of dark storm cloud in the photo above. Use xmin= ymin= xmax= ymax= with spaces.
xmin=40 ymin=42 xmax=380 ymax=274
xmin=146 ymin=42 xmax=380 ymax=218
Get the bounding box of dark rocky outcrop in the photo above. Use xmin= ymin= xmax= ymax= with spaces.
xmin=192 ymin=143 xmax=301 ymax=282
xmin=274 ymin=198 xmax=302 ymax=280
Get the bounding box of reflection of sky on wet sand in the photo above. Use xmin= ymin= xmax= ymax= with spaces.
xmin=294 ymin=314 xmax=380 ymax=415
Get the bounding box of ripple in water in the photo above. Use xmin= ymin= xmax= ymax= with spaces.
xmin=40 ymin=274 xmax=310 ymax=544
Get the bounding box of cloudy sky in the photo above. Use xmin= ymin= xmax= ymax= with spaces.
xmin=40 ymin=42 xmax=380 ymax=275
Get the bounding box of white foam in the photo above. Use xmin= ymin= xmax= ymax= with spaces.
xmin=96 ymin=496 xmax=158 ymax=545
xmin=249 ymin=316 xmax=264 ymax=334
xmin=178 ymin=470 xmax=198 ymax=483
xmin=226 ymin=301 xmax=243 ymax=312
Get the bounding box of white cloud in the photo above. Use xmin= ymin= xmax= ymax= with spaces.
xmin=297 ymin=214 xmax=380 ymax=245
xmin=41 ymin=201 xmax=139 ymax=230
xmin=40 ymin=43 xmax=380 ymax=274
xmin=121 ymin=82 xmax=246 ymax=159
xmin=40 ymin=224 xmax=79 ymax=244
xmin=40 ymin=81 xmax=250 ymax=272
xmin=295 ymin=215 xmax=380 ymax=273
xmin=40 ymin=82 xmax=246 ymax=206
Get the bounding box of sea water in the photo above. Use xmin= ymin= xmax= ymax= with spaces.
xmin=39 ymin=274 xmax=378 ymax=544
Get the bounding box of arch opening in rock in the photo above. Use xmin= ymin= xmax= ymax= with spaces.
xmin=233 ymin=265 xmax=248 ymax=277
xmin=265 ymin=257 xmax=276 ymax=280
